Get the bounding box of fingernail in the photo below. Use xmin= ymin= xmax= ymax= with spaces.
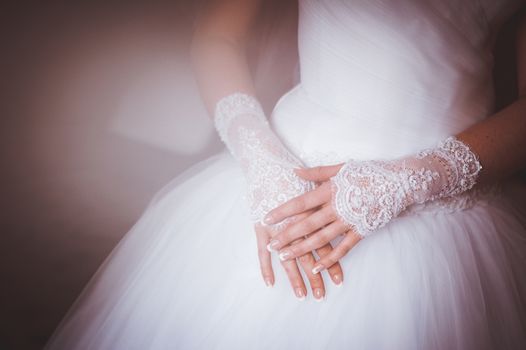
xmin=279 ymin=250 xmax=292 ymax=261
xmin=295 ymin=288 xmax=305 ymax=301
xmin=266 ymin=239 xmax=280 ymax=252
xmin=313 ymin=288 xmax=325 ymax=302
xmin=264 ymin=215 xmax=274 ymax=224
xmin=333 ymin=274 xmax=343 ymax=287
xmin=312 ymin=264 xmax=324 ymax=274
xmin=265 ymin=278 xmax=273 ymax=288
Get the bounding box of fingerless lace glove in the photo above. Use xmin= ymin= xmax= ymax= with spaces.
xmin=214 ymin=92 xmax=315 ymax=230
xmin=330 ymin=136 xmax=483 ymax=237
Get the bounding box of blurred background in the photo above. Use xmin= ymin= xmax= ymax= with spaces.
xmin=0 ymin=1 xmax=522 ymax=349
xmin=0 ymin=1 xmax=299 ymax=349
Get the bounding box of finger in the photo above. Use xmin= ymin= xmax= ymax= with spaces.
xmin=312 ymin=230 xmax=363 ymax=273
xmin=277 ymin=220 xmax=348 ymax=261
xmin=315 ymin=243 xmax=344 ymax=287
xmin=264 ymin=182 xmax=332 ymax=225
xmin=269 ymin=205 xmax=337 ymax=251
xmin=265 ymin=210 xmax=311 ymax=240
xmin=254 ymin=224 xmax=274 ymax=288
xmin=293 ymin=163 xmax=345 ymax=182
xmin=281 ymin=258 xmax=308 ymax=301
xmin=296 ymin=251 xmax=326 ymax=301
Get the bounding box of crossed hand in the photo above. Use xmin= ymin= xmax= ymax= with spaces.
xmin=254 ymin=164 xmax=363 ymax=301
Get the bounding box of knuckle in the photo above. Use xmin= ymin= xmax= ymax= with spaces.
xmin=257 ymin=252 xmax=268 ymax=262
xmin=317 ymin=240 xmax=333 ymax=251
xmin=315 ymin=246 xmax=330 ymax=257
xmin=318 ymin=226 xmax=333 ymax=242
xmin=287 ymin=228 xmax=303 ymax=243
xmin=290 ymin=237 xmax=304 ymax=245
xmin=339 ymin=241 xmax=351 ymax=252
xmin=260 ymin=263 xmax=272 ymax=273
xmin=257 ymin=246 xmax=269 ymax=255
xmin=258 ymin=261 xmax=270 ymax=271
xmin=327 ymin=208 xmax=338 ymax=221
xmin=309 ymin=216 xmax=324 ymax=231
xmin=337 ymin=220 xmax=350 ymax=231
xmin=312 ymin=232 xmax=328 ymax=247
xmin=309 ymin=278 xmax=323 ymax=290
xmin=260 ymin=266 xmax=271 ymax=275
xmin=299 ymin=220 xmax=314 ymax=234
xmin=343 ymin=237 xmax=356 ymax=250
xmin=309 ymin=273 xmax=323 ymax=285
xmin=323 ymin=255 xmax=337 ymax=268
xmin=278 ymin=231 xmax=291 ymax=245
xmin=293 ymin=199 xmax=306 ymax=212
xmin=298 ymin=253 xmax=312 ymax=264
xmin=289 ymin=277 xmax=302 ymax=287
xmin=289 ymin=245 xmax=302 ymax=257
xmin=281 ymin=260 xmax=295 ymax=272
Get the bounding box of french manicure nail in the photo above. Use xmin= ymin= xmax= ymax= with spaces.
xmin=295 ymin=288 xmax=305 ymax=301
xmin=264 ymin=215 xmax=274 ymax=224
xmin=279 ymin=250 xmax=292 ymax=261
xmin=333 ymin=274 xmax=343 ymax=287
xmin=314 ymin=288 xmax=325 ymax=302
xmin=265 ymin=278 xmax=273 ymax=288
xmin=267 ymin=239 xmax=280 ymax=252
xmin=312 ymin=264 xmax=324 ymax=274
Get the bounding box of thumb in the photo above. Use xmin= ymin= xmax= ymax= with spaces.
xmin=293 ymin=163 xmax=345 ymax=181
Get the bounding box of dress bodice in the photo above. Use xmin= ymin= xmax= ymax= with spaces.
xmin=270 ymin=0 xmax=523 ymax=165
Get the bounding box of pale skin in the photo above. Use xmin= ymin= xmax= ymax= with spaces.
xmin=191 ymin=0 xmax=526 ymax=298
xmin=190 ymin=0 xmax=344 ymax=301
xmin=264 ymin=11 xmax=526 ymax=275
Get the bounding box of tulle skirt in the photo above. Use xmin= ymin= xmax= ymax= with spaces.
xmin=45 ymin=150 xmax=526 ymax=350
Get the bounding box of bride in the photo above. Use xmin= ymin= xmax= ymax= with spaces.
xmin=46 ymin=0 xmax=526 ymax=349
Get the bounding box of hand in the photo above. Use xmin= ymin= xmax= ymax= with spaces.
xmin=254 ymin=209 xmax=344 ymax=301
xmin=212 ymin=92 xmax=350 ymax=297
xmin=264 ymin=136 xmax=483 ymax=275
xmin=264 ymin=164 xmax=364 ymax=274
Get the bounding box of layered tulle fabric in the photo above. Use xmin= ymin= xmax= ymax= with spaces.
xmin=45 ymin=150 xmax=526 ymax=349
xmin=46 ymin=0 xmax=526 ymax=349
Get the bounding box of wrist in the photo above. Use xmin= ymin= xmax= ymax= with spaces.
xmin=416 ymin=136 xmax=482 ymax=201
xmin=247 ymin=164 xmax=315 ymax=230
xmin=329 ymin=136 xmax=483 ymax=239
xmin=330 ymin=159 xmax=413 ymax=237
xmin=213 ymin=92 xmax=268 ymax=156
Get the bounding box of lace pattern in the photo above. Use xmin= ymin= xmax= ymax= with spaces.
xmin=213 ymin=92 xmax=315 ymax=230
xmin=238 ymin=126 xmax=315 ymax=226
xmin=418 ymin=136 xmax=483 ymax=199
xmin=330 ymin=136 xmax=484 ymax=237
xmin=214 ymin=93 xmax=268 ymax=157
xmin=330 ymin=160 xmax=439 ymax=236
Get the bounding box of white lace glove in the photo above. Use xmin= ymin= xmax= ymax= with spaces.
xmin=330 ymin=136 xmax=483 ymax=237
xmin=214 ymin=92 xmax=315 ymax=230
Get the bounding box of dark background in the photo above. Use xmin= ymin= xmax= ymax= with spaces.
xmin=0 ymin=1 xmax=523 ymax=349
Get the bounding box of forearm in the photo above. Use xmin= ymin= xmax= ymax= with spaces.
xmin=191 ymin=37 xmax=257 ymax=116
xmin=461 ymin=12 xmax=526 ymax=185
xmin=457 ymin=96 xmax=526 ymax=185
xmin=190 ymin=0 xmax=262 ymax=117
xmin=189 ymin=1 xmax=314 ymax=227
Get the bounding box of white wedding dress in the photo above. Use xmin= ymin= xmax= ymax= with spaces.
xmin=46 ymin=0 xmax=526 ymax=349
